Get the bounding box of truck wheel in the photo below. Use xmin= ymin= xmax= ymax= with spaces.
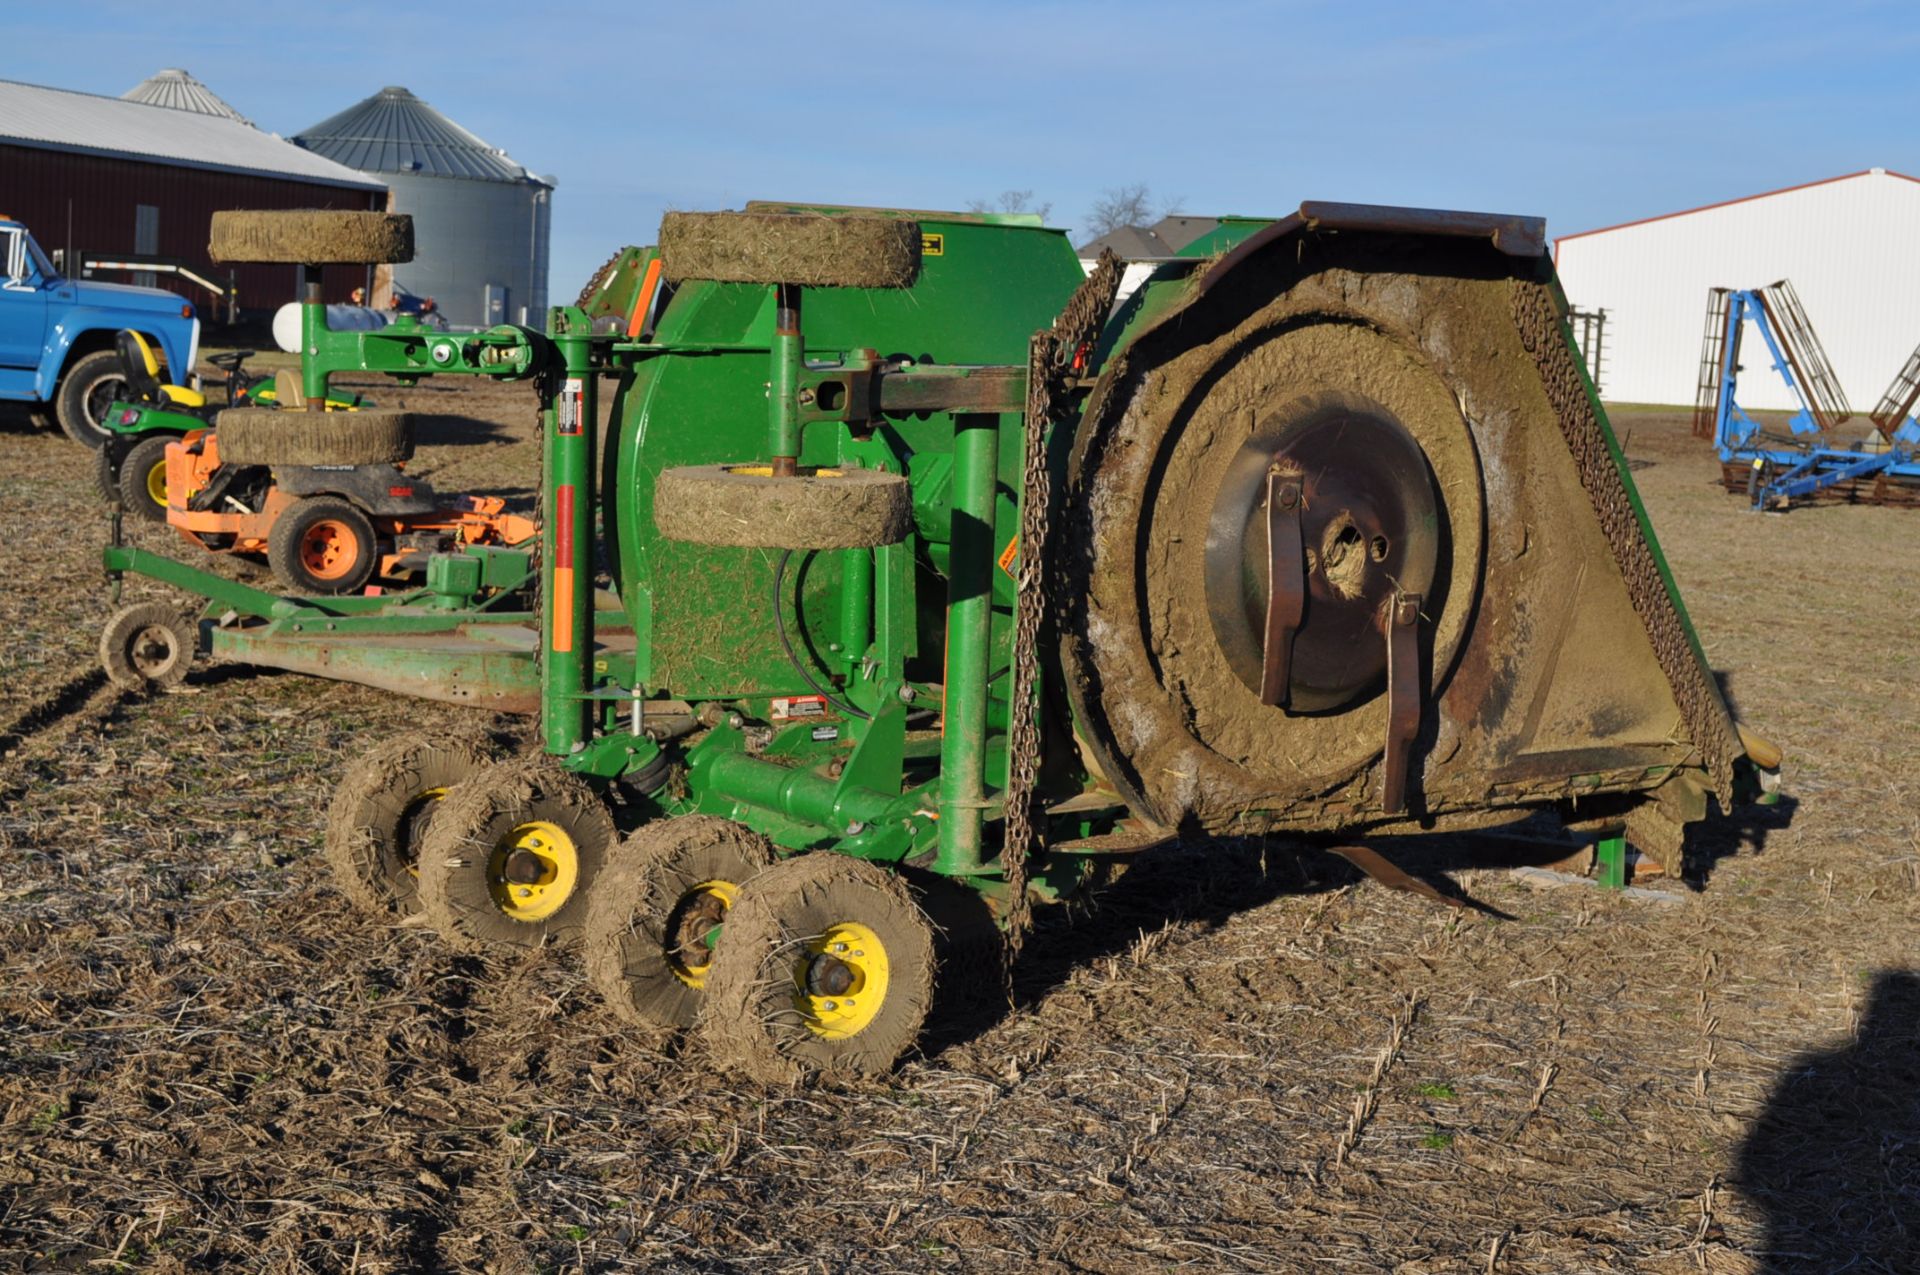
xmin=56 ymin=349 xmax=128 ymax=448
xmin=99 ymin=603 xmax=196 ymax=691
xmin=269 ymin=497 xmax=379 ymax=594
xmin=116 ymin=435 xmax=175 ymax=522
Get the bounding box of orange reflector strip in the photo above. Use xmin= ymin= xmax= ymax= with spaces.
xmin=626 ymin=257 xmax=663 ymax=339
xmin=553 ymin=567 xmax=575 ymax=652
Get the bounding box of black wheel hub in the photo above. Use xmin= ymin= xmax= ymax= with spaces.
xmin=671 ymin=893 xmax=727 ymax=968
xmin=1202 ymin=391 xmax=1443 ymax=712
xmin=502 ymin=848 xmax=546 ymax=885
xmin=806 ymin=954 xmax=855 ymax=997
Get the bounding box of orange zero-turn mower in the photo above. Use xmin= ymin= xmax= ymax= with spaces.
xmin=162 ymin=422 xmax=535 ymax=595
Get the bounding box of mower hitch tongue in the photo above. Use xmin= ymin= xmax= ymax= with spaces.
xmin=99 ymin=201 xmax=1780 ymax=1081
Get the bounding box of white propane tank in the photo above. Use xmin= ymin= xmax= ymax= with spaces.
xmin=272 ymin=303 xmax=392 ymax=353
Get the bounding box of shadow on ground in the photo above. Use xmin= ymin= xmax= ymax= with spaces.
xmin=408 ymin=413 xmax=517 ymax=447
xmin=921 ymin=827 xmax=1580 ymax=1058
xmin=1735 ymin=968 xmax=1920 ymax=1272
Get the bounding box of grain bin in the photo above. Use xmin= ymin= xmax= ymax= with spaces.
xmin=293 ymin=87 xmax=552 ymax=329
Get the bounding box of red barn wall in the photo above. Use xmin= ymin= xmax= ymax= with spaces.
xmin=0 ymin=143 xmax=386 ymax=316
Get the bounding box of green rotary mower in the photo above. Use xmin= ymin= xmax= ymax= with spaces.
xmin=104 ymin=201 xmax=1779 ymax=1081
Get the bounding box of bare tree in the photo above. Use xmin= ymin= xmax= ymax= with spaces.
xmin=1086 ymin=183 xmax=1153 ymax=237
xmin=1085 ymin=184 xmax=1188 ymax=240
xmin=967 ymin=189 xmax=1053 ymax=221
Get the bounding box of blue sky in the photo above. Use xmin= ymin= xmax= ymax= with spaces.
xmin=6 ymin=0 xmax=1916 ymax=299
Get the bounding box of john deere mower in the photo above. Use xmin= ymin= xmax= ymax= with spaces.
xmin=102 ymin=202 xmax=1777 ymax=1081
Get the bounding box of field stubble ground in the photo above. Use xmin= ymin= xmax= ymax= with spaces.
xmin=0 ymin=385 xmax=1913 ymax=1273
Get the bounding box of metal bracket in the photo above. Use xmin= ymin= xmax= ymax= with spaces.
xmin=1259 ymin=472 xmax=1304 ymax=708
xmin=1381 ymin=591 xmax=1423 ymax=814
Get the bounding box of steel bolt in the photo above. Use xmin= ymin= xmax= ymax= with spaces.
xmin=897 ymin=686 xmax=916 ymax=703
xmin=832 ymin=942 xmax=848 ymax=953
xmin=821 ymin=1000 xmax=837 ymax=1011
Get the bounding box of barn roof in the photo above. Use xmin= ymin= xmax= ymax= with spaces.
xmin=294 ymin=87 xmax=552 ymax=187
xmin=122 ymin=68 xmax=251 ymax=126
xmin=1556 ymin=168 xmax=1920 ymax=246
xmin=0 ymin=78 xmax=385 ymax=191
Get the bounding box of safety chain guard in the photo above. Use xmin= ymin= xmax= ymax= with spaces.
xmin=1001 ymin=251 xmax=1124 ymax=966
xmin=1510 ymin=280 xmax=1739 ymax=805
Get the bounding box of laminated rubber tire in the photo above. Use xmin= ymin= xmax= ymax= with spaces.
xmin=268 ymin=497 xmax=379 ymax=595
xmin=660 ymin=211 xmax=920 ymax=289
xmin=699 ymin=854 xmax=935 ymax=1083
xmin=209 ymin=210 xmax=414 ymax=265
xmin=116 ymin=434 xmax=175 ymax=523
xmin=215 ymin=407 xmax=413 ymax=467
xmin=99 ymin=602 xmax=196 ymax=691
xmin=585 ymin=816 xmax=777 ymax=1029
xmin=325 ymin=732 xmax=495 ymax=916
xmin=416 ymin=757 xmax=616 ymax=949
xmin=56 ymin=349 xmax=127 ymax=448
xmin=654 ymin=463 xmax=911 ymax=549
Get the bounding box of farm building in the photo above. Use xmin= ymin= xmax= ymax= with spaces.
xmin=0 ymin=76 xmax=387 ymax=316
xmin=1554 ymin=169 xmax=1920 ymax=411
xmin=293 ymin=87 xmax=553 ymax=329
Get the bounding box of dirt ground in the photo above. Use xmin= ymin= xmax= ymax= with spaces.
xmin=0 ymin=378 xmax=1914 ymax=1273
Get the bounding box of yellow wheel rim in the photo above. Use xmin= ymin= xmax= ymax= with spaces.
xmin=729 ymin=464 xmax=842 ymax=478
xmin=144 ymin=458 xmax=168 ymax=507
xmin=486 ymin=819 xmax=580 ymax=922
xmin=668 ymin=879 xmax=740 ymax=990
xmin=399 ymin=786 xmax=448 ymax=880
xmin=794 ymin=921 xmax=890 ymax=1040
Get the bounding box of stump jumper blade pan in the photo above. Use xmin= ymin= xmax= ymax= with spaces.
xmin=1061 ymin=202 xmax=1747 ymax=863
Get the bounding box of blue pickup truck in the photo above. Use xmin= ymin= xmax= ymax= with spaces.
xmin=0 ymin=216 xmax=200 ymax=447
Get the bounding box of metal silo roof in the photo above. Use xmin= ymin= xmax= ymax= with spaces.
xmin=293 ymin=86 xmax=551 ymax=187
xmin=122 ymin=68 xmax=252 ymax=126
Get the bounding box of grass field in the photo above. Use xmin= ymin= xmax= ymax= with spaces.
xmin=0 ymin=386 xmax=1913 ymax=1273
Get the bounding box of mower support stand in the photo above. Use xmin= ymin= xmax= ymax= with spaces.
xmin=1594 ymin=833 xmax=1629 ymax=891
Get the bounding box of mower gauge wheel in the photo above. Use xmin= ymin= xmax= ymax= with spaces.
xmin=700 ymin=854 xmax=934 ymax=1082
xmin=416 ymin=757 xmax=616 ymax=948
xmin=99 ymin=603 xmax=197 ymax=691
xmin=585 ymin=816 xmax=777 ymax=1029
xmin=325 ymin=732 xmax=496 ymax=916
xmin=269 ymin=497 xmax=379 ymax=594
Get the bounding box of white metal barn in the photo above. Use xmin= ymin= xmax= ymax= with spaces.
xmin=1554 ymin=169 xmax=1920 ymax=412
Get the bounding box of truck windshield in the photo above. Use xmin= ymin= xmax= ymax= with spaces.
xmin=21 ymin=233 xmax=56 ymax=282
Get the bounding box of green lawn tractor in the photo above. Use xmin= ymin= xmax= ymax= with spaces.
xmin=97 ymin=327 xmax=367 ymax=522
xmin=102 ymin=202 xmax=1779 ymax=1081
